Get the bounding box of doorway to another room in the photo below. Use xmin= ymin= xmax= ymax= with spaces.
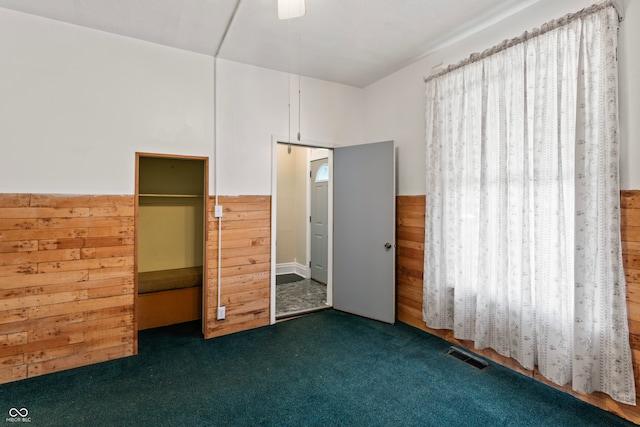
xmin=271 ymin=139 xmax=396 ymax=325
xmin=275 ymin=144 xmax=332 ymax=319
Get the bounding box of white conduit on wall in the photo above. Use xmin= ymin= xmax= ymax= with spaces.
xmin=214 ymin=0 xmax=242 ymax=319
xmin=215 ymin=56 xmax=223 ymax=318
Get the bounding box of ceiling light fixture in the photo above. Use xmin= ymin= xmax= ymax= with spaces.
xmin=278 ymin=0 xmax=306 ymax=20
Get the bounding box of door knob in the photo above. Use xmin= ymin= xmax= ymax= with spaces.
xmin=384 ymin=242 xmax=392 ymax=249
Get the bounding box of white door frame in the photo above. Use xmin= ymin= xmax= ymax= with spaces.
xmin=270 ymin=135 xmax=334 ymax=325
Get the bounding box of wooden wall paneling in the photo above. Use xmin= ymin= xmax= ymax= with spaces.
xmin=396 ymin=196 xmax=426 ymax=329
xmin=205 ymin=196 xmax=271 ymax=339
xmin=395 ymin=193 xmax=640 ymax=424
xmin=0 ymin=194 xmax=135 ymax=384
xmin=621 ymin=192 xmax=640 ymax=424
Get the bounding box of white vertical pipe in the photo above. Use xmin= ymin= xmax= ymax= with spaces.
xmin=213 ymin=0 xmax=242 ymax=317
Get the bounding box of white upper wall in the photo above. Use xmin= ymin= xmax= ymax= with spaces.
xmin=3 ymin=2 xmax=637 ymax=196
xmin=0 ymin=8 xmax=363 ymax=196
xmin=363 ymin=0 xmax=640 ymax=194
xmin=214 ymin=59 xmax=362 ymax=196
xmin=617 ymin=0 xmax=640 ymax=190
xmin=0 ymin=8 xmax=214 ymax=195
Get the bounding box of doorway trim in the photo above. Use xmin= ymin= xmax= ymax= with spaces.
xmin=270 ymin=136 xmax=334 ymax=325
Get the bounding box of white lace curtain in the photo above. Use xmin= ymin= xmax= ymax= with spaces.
xmin=424 ymin=3 xmax=635 ymax=404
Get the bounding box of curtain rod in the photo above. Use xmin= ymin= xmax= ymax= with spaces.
xmin=423 ymin=0 xmax=621 ymax=84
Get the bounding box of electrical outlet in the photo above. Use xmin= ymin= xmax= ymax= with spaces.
xmin=214 ymin=205 xmax=223 ymax=218
xmin=217 ymin=306 xmax=226 ymax=320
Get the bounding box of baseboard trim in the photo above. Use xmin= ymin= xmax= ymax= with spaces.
xmin=276 ymin=262 xmax=309 ymax=278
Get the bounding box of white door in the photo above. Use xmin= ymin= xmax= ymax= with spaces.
xmin=333 ymin=141 xmax=395 ymax=324
xmin=310 ymin=159 xmax=329 ymax=283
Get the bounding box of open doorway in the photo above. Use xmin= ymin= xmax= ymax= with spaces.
xmin=274 ymin=143 xmax=332 ymax=319
xmin=271 ymin=138 xmax=395 ymax=326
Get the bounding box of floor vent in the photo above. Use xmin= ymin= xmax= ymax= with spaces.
xmin=446 ymin=347 xmax=489 ymax=370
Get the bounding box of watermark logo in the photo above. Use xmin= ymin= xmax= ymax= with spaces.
xmin=7 ymin=410 xmax=26 ymax=418
xmin=5 ymin=408 xmax=30 ymax=423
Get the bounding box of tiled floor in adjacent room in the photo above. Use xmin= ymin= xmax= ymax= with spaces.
xmin=276 ymin=274 xmax=328 ymax=318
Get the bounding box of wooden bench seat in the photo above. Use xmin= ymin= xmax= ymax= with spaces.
xmin=137 ymin=267 xmax=203 ymax=330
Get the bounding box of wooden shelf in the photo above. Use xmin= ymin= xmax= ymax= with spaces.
xmin=139 ymin=194 xmax=202 ymax=198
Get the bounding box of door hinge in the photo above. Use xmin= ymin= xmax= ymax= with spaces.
xmin=309 ymin=261 xmax=311 ymax=268
xmin=309 ymin=215 xmax=311 ymax=223
xmin=310 ymin=171 xmax=312 ymax=178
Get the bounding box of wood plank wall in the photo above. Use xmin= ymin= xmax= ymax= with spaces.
xmin=205 ymin=196 xmax=271 ymax=338
xmin=0 ymin=194 xmax=135 ymax=384
xmin=396 ymin=192 xmax=640 ymax=424
xmin=396 ymin=196 xmax=426 ymax=325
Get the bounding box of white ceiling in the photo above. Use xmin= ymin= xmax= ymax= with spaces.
xmin=0 ymin=0 xmax=540 ymax=88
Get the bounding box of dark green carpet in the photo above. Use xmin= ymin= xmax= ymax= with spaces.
xmin=0 ymin=310 xmax=635 ymax=426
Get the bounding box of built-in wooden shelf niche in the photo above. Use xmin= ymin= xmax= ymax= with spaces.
xmin=136 ymin=155 xmax=207 ymax=330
